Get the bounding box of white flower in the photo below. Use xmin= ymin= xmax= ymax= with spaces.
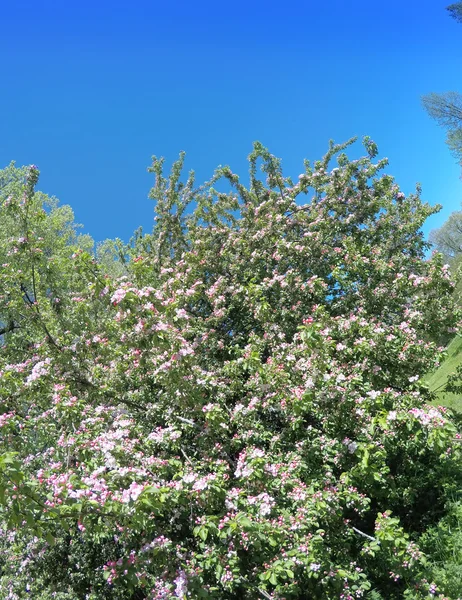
xmin=347 ymin=442 xmax=358 ymax=454
xmin=241 ymin=465 xmax=254 ymax=478
xmin=250 ymin=448 xmax=265 ymax=459
xmin=174 ymin=570 xmax=188 ymax=598
xmin=193 ymin=477 xmax=208 ymax=491
xmin=259 ymin=503 xmax=272 ymax=516
xmin=26 ymin=359 xmax=51 ymax=384
xmin=225 ymin=498 xmax=237 ymax=510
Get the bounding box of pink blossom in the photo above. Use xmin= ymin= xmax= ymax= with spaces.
xmin=111 ymin=289 xmax=127 ymax=305
xmin=121 ymin=481 xmax=145 ymax=503
xmin=174 ymin=570 xmax=188 ymax=598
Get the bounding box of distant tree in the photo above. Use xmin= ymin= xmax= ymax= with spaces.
xmin=422 ymin=4 xmax=462 ymax=167
xmin=447 ymin=1 xmax=462 ymax=23
xmin=430 ymin=209 xmax=462 ymax=261
xmin=0 ymin=162 xmax=95 ymax=347
xmin=429 ymin=211 xmax=462 ymax=305
xmin=422 ymin=92 xmax=462 ymax=166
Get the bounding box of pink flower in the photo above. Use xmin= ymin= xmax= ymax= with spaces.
xmin=0 ymin=413 xmax=15 ymax=427
xmin=121 ymin=482 xmax=145 ymax=503
xmin=174 ymin=570 xmax=188 ymax=597
xmin=192 ymin=478 xmax=208 ymax=491
xmin=26 ymin=359 xmax=51 ymax=384
xmin=111 ymin=289 xmax=127 ymax=305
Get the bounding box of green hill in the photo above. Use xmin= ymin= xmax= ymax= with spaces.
xmin=426 ymin=335 xmax=462 ymax=411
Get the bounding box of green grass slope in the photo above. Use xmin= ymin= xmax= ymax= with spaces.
xmin=426 ymin=335 xmax=462 ymax=412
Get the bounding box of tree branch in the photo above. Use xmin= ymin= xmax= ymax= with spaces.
xmin=352 ymin=526 xmax=377 ymax=542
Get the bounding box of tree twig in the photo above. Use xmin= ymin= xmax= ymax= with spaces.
xmin=352 ymin=526 xmax=377 ymax=542
xmin=176 ymin=416 xmax=200 ymax=429
xmin=180 ymin=447 xmax=193 ymax=465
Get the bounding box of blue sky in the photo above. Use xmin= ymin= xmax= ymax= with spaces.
xmin=1 ymin=0 xmax=461 ymax=244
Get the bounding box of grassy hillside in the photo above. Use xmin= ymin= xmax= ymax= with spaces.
xmin=426 ymin=335 xmax=462 ymax=411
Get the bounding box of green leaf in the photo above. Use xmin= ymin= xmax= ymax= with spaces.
xmin=45 ymin=532 xmax=56 ymax=546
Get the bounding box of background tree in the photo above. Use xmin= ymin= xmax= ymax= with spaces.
xmin=422 ymin=4 xmax=462 ymax=167
xmin=428 ymin=211 xmax=462 ymax=308
xmin=429 ymin=209 xmax=462 ymax=261
xmin=447 ymin=1 xmax=462 ymax=23
xmin=422 ymin=92 xmax=462 ymax=167
xmin=0 ymin=163 xmax=95 ymax=347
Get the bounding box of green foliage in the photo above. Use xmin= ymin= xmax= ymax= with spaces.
xmin=426 ymin=335 xmax=462 ymax=411
xmin=0 ymin=141 xmax=461 ymax=598
xmin=420 ymin=500 xmax=462 ymax=598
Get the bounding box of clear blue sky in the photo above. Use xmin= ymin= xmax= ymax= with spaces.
xmin=1 ymin=0 xmax=461 ymax=244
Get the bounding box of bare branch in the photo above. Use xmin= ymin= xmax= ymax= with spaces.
xmin=352 ymin=526 xmax=377 ymax=542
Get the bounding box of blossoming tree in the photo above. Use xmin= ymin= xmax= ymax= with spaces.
xmin=0 ymin=139 xmax=460 ymax=599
